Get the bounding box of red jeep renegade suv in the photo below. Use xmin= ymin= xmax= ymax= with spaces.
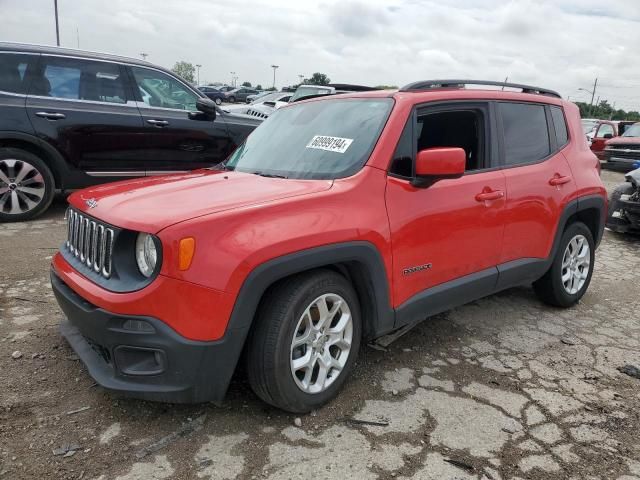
xmin=51 ymin=80 xmax=607 ymax=413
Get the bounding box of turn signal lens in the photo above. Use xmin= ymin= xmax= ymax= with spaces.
xmin=178 ymin=237 xmax=196 ymax=271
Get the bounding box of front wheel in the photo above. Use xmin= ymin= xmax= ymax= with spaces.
xmin=533 ymin=222 xmax=595 ymax=307
xmin=0 ymin=148 xmax=55 ymax=222
xmin=214 ymin=97 xmax=222 ymax=105
xmin=228 ymin=96 xmax=236 ymax=103
xmin=246 ymin=269 xmax=361 ymax=413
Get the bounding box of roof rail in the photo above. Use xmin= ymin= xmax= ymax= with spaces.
xmin=399 ymin=79 xmax=561 ymax=98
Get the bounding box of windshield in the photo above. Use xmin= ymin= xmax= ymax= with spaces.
xmin=225 ymin=98 xmax=393 ymax=179
xmin=622 ymin=123 xmax=640 ymax=137
xmin=581 ymin=120 xmax=598 ymax=134
xmin=252 ymin=91 xmax=285 ymax=103
xmin=291 ymin=86 xmax=333 ymax=102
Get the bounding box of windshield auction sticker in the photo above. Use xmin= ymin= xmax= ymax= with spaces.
xmin=306 ymin=135 xmax=353 ymax=153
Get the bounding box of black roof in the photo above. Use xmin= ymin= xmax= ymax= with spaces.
xmin=0 ymin=42 xmax=157 ymax=69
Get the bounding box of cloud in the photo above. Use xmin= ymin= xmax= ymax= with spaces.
xmin=0 ymin=0 xmax=639 ymax=110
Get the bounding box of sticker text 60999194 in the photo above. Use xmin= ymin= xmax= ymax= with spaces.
xmin=306 ymin=135 xmax=354 ymax=154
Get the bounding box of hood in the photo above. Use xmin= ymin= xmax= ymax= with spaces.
xmin=69 ymin=170 xmax=333 ymax=233
xmin=625 ymin=167 xmax=640 ymax=186
xmin=606 ymin=136 xmax=640 ymax=146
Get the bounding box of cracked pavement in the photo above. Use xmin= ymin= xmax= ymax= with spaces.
xmin=1 ymin=169 xmax=639 ymax=479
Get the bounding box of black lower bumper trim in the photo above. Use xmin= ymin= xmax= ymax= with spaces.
xmin=51 ymin=269 xmax=247 ymax=404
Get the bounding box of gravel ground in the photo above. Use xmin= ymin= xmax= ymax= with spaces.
xmin=1 ymin=169 xmax=639 ymax=480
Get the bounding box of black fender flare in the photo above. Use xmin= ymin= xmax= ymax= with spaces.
xmin=226 ymin=241 xmax=395 ymax=335
xmin=0 ymin=131 xmax=71 ymax=188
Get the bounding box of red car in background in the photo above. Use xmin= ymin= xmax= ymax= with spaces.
xmin=589 ymin=120 xmax=636 ymax=159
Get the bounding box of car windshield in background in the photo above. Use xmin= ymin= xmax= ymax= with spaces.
xmin=290 ymin=86 xmax=333 ymax=102
xmin=225 ymin=98 xmax=393 ymax=180
xmin=622 ymin=123 xmax=640 ymax=137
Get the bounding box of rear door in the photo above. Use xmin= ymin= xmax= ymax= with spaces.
xmin=25 ymin=54 xmax=147 ymax=182
xmin=498 ymin=102 xmax=576 ymax=268
xmin=127 ymin=65 xmax=236 ymax=174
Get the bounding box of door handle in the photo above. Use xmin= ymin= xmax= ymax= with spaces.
xmin=35 ymin=111 xmax=66 ymax=120
xmin=475 ymin=190 xmax=504 ymax=202
xmin=147 ymin=119 xmax=169 ymax=127
xmin=549 ymin=175 xmax=571 ymax=186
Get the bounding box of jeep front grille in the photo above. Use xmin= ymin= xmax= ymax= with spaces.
xmin=66 ymin=208 xmax=114 ymax=278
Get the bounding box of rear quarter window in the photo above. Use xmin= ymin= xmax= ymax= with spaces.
xmin=499 ymin=102 xmax=550 ymax=166
xmin=550 ymin=106 xmax=569 ymax=147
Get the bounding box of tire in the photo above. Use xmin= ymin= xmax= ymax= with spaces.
xmin=0 ymin=148 xmax=55 ymax=222
xmin=533 ymin=222 xmax=595 ymax=307
xmin=229 ymin=96 xmax=236 ymax=103
xmin=214 ymin=97 xmax=222 ymax=105
xmin=246 ymin=269 xmax=362 ymax=413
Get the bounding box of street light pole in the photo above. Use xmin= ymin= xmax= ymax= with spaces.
xmin=271 ymin=65 xmax=279 ymax=89
xmin=54 ymin=0 xmax=60 ymax=46
xmin=140 ymin=53 xmax=148 ymax=61
xmin=196 ymin=64 xmax=202 ymax=85
xmin=298 ymin=74 xmax=304 ymax=85
xmin=230 ymin=71 xmax=236 ymax=87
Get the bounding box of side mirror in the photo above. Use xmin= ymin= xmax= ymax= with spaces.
xmin=603 ymin=133 xmax=613 ymax=139
xmin=412 ymin=147 xmax=466 ymax=187
xmin=194 ymin=97 xmax=217 ymax=119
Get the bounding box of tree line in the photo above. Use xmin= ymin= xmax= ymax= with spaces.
xmin=574 ymin=100 xmax=640 ymax=122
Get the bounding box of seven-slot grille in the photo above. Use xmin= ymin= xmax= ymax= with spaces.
xmin=66 ymin=208 xmax=114 ymax=278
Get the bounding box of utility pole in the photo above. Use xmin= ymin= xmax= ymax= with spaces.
xmin=54 ymin=0 xmax=60 ymax=46
xmin=196 ymin=64 xmax=202 ymax=85
xmin=271 ymin=65 xmax=279 ymax=89
xmin=76 ymin=27 xmax=79 ymax=48
xmin=588 ymin=78 xmax=598 ymax=116
xmin=140 ymin=53 xmax=148 ymax=61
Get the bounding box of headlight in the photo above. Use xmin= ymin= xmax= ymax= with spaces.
xmin=135 ymin=233 xmax=158 ymax=278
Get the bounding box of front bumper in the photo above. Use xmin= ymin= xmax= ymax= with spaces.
xmin=52 ymin=270 xmax=246 ymax=403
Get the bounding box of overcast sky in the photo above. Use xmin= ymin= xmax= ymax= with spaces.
xmin=2 ymin=0 xmax=639 ymax=110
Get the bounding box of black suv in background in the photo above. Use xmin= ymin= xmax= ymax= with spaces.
xmin=0 ymin=43 xmax=261 ymax=221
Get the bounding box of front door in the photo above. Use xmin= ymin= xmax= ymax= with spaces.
xmin=25 ymin=55 xmax=147 ymax=182
xmin=385 ymin=103 xmax=506 ymax=310
xmin=128 ymin=65 xmax=236 ymax=174
xmin=590 ymin=122 xmax=615 ymax=159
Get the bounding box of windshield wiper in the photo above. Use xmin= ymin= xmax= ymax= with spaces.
xmin=251 ymin=171 xmax=288 ymax=179
xmin=211 ymin=161 xmax=233 ymax=171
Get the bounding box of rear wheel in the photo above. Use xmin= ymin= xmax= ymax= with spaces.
xmin=533 ymin=222 xmax=595 ymax=307
xmin=229 ymin=96 xmax=236 ymax=103
xmin=246 ymin=269 xmax=361 ymax=413
xmin=214 ymin=97 xmax=222 ymax=105
xmin=0 ymin=148 xmax=55 ymax=222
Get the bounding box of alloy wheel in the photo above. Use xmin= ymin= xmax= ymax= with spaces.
xmin=290 ymin=293 xmax=353 ymax=394
xmin=561 ymin=234 xmax=591 ymax=294
xmin=0 ymin=159 xmax=46 ymax=215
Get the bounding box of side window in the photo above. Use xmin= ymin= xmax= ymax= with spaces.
xmin=596 ymin=123 xmax=614 ymax=138
xmin=416 ymin=109 xmax=486 ymax=171
xmin=389 ymin=117 xmax=413 ymax=177
xmin=499 ymin=103 xmax=550 ymax=166
xmin=131 ymin=66 xmax=198 ymax=111
xmin=550 ymin=106 xmax=569 ymax=147
xmin=34 ymin=56 xmax=127 ymax=103
xmin=0 ymin=52 xmax=32 ymax=94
